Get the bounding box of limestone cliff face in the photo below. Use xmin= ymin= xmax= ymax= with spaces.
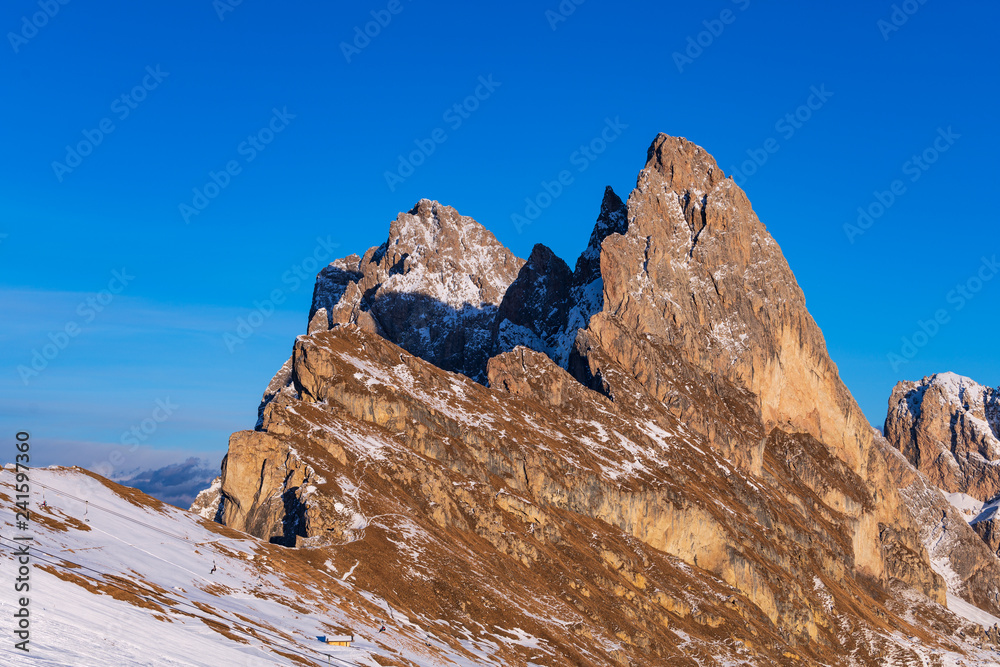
xmin=566 ymin=134 xmax=928 ymax=586
xmin=225 ymin=324 xmax=953 ymax=663
xmin=972 ymin=504 xmax=1000 ymax=558
xmin=885 ymin=371 xmax=1000 ymax=501
xmin=600 ymin=135 xmax=871 ymax=474
xmin=207 ymin=134 xmax=998 ymax=665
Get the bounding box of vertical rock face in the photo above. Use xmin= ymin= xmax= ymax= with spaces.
xmin=884 ymin=372 xmax=1000 ymax=500
xmin=574 ymin=185 xmax=629 ymax=286
xmin=491 ymin=243 xmax=573 ymax=360
xmin=578 ymin=133 xmax=917 ymax=581
xmin=971 ymin=500 xmax=1000 ymax=557
xmin=308 ymin=199 xmax=524 ymax=381
xmin=600 ymin=134 xmax=869 ymax=474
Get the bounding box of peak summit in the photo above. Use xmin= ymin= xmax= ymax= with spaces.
xmin=885 ymin=372 xmax=1000 ymax=500
xmin=644 ymin=133 xmax=726 ymax=192
xmin=308 ymin=199 xmax=524 ymax=381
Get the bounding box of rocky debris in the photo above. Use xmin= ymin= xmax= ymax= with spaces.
xmin=205 ymin=133 xmax=997 ymax=664
xmin=885 ymin=371 xmax=1000 ymax=501
xmin=876 ymin=429 xmax=1000 ymax=616
xmin=308 ymin=199 xmax=524 ymax=382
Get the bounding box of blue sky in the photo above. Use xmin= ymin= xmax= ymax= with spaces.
xmin=2 ymin=0 xmax=997 ymax=483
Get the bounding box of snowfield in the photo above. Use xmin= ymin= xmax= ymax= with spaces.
xmin=0 ymin=467 xmax=547 ymax=667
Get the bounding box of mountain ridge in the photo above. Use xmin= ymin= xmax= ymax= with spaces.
xmin=195 ymin=133 xmax=1000 ymax=664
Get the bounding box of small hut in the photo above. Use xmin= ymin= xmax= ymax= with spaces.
xmin=317 ymin=634 xmax=353 ymax=647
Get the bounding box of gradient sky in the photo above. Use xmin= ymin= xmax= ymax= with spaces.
xmin=2 ymin=0 xmax=997 ymax=484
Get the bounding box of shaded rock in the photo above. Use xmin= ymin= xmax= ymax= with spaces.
xmin=972 ymin=509 xmax=1000 ymax=557
xmin=492 ymin=186 xmax=628 ymax=367
xmin=255 ymin=356 xmax=294 ymax=430
xmin=491 ymin=244 xmax=573 ymax=361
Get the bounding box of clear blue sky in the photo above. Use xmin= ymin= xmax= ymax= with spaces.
xmin=2 ymin=0 xmax=997 ymax=478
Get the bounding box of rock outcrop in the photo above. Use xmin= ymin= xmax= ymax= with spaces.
xmin=306 ymin=199 xmax=524 ymax=382
xmin=207 ymin=134 xmax=1000 ymax=665
xmin=885 ymin=372 xmax=1000 ymax=501
xmin=492 ymin=186 xmax=627 ymax=367
xmin=491 ymin=243 xmax=573 ymax=362
xmin=569 ymin=134 xmax=929 ymax=584
xmin=876 ymin=429 xmax=1000 ymax=615
xmin=188 ymin=475 xmax=223 ymax=521
xmin=972 ymin=499 xmax=1000 ymax=557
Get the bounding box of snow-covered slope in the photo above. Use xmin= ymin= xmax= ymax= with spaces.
xmin=10 ymin=459 xmax=1000 ymax=665
xmin=0 ymin=467 xmax=552 ymax=667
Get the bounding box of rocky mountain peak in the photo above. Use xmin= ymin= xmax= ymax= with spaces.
xmin=885 ymin=372 xmax=1000 ymax=501
xmin=492 ymin=185 xmax=628 ymax=368
xmin=215 ymin=135 xmax=989 ymax=663
xmin=306 ymin=198 xmax=524 ymax=381
xmin=596 ymin=135 xmax=877 ymax=480
xmin=382 ymin=198 xmax=522 ymax=308
xmin=574 ymin=185 xmax=627 ymax=282
xmin=491 ymin=243 xmax=573 ymax=362
xmin=644 ymin=132 xmax=725 ymax=193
